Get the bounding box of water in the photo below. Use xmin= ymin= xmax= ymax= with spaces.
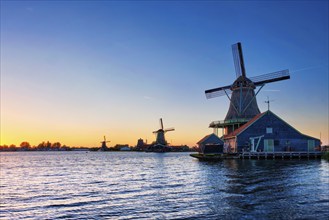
xmin=1 ymin=152 xmax=328 ymax=219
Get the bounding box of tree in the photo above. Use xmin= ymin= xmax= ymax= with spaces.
xmin=9 ymin=144 xmax=17 ymax=151
xmin=37 ymin=141 xmax=51 ymax=150
xmin=0 ymin=145 xmax=9 ymax=151
xmin=51 ymin=142 xmax=61 ymax=150
xmin=45 ymin=141 xmax=51 ymax=149
xmin=60 ymin=145 xmax=70 ymax=151
xmin=20 ymin=142 xmax=31 ymax=150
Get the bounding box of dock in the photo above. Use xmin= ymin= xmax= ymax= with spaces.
xmin=241 ymin=151 xmax=323 ymax=159
xmin=190 ymin=151 xmax=324 ymax=161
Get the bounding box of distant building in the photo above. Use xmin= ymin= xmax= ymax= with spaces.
xmin=171 ymin=145 xmax=191 ymax=152
xmin=135 ymin=138 xmax=151 ymax=151
xmin=136 ymin=138 xmax=145 ymax=150
xmin=223 ymin=111 xmax=321 ymax=153
xmin=197 ymin=133 xmax=224 ymax=154
xmin=113 ymin=144 xmax=130 ymax=151
xmin=120 ymin=146 xmax=131 ymax=151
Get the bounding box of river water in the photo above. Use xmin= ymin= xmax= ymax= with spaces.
xmin=0 ymin=152 xmax=328 ymax=219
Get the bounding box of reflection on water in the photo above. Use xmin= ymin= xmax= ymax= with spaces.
xmin=1 ymin=152 xmax=328 ymax=219
xmin=200 ymin=160 xmax=329 ymax=219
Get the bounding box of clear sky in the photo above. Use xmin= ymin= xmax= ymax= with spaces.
xmin=1 ymin=1 xmax=328 ymax=147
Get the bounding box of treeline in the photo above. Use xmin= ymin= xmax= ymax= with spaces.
xmin=0 ymin=141 xmax=81 ymax=151
xmin=0 ymin=142 xmax=197 ymax=152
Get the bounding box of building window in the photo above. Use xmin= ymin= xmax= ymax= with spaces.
xmin=264 ymin=139 xmax=274 ymax=152
xmin=266 ymin=127 xmax=273 ymax=134
xmin=308 ymin=140 xmax=315 ymax=151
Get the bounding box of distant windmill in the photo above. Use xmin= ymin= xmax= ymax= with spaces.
xmin=153 ymin=118 xmax=175 ymax=146
xmin=205 ymin=42 xmax=290 ymax=135
xmin=99 ymin=135 xmax=110 ymax=151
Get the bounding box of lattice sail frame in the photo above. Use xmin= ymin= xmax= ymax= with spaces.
xmin=205 ymin=42 xmax=290 ymax=120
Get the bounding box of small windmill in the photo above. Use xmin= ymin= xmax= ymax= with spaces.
xmin=99 ymin=136 xmax=110 ymax=151
xmin=205 ymin=42 xmax=290 ymax=135
xmin=153 ymin=118 xmax=175 ymax=146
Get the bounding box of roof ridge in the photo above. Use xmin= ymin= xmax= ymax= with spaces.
xmin=224 ymin=111 xmax=267 ymax=139
xmin=197 ymin=133 xmax=221 ymax=144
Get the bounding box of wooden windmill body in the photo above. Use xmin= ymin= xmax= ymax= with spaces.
xmin=153 ymin=118 xmax=175 ymax=146
xmin=146 ymin=118 xmax=175 ymax=153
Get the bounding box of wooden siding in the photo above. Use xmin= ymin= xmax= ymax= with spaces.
xmin=228 ymin=111 xmax=321 ymax=152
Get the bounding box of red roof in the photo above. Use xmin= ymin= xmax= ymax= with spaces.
xmin=224 ymin=112 xmax=267 ymax=139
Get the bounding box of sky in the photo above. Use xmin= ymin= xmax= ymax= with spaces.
xmin=1 ymin=0 xmax=328 ymax=147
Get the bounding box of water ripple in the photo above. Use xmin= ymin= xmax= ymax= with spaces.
xmin=1 ymin=152 xmax=328 ymax=219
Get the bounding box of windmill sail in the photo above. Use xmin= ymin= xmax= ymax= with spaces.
xmin=232 ymin=42 xmax=246 ymax=78
xmin=160 ymin=118 xmax=164 ymax=130
xmin=205 ymin=85 xmax=232 ymax=99
xmin=164 ymin=127 xmax=175 ymax=132
xmin=205 ymin=69 xmax=290 ymax=99
xmin=250 ymin=69 xmax=290 ymax=86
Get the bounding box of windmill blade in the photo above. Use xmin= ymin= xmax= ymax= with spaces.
xmin=232 ymin=42 xmax=246 ymax=78
xmin=153 ymin=130 xmax=158 ymax=134
xmin=159 ymin=118 xmax=164 ymax=130
xmin=251 ymin=69 xmax=290 ymax=86
xmin=205 ymin=85 xmax=232 ymax=99
xmin=164 ymin=128 xmax=175 ymax=132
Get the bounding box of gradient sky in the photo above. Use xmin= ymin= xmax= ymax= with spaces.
xmin=1 ymin=1 xmax=328 ymax=147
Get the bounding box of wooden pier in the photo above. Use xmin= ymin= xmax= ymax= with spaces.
xmin=240 ymin=151 xmax=323 ymax=160
xmin=190 ymin=151 xmax=324 ymax=161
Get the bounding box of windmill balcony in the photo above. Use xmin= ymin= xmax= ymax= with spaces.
xmin=209 ymin=118 xmax=250 ymax=128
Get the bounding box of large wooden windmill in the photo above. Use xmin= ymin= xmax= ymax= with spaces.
xmin=205 ymin=42 xmax=290 ymax=135
xmin=153 ymin=118 xmax=175 ymax=146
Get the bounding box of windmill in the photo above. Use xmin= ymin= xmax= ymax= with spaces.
xmin=205 ymin=42 xmax=290 ymax=135
xmin=153 ymin=118 xmax=175 ymax=146
xmin=99 ymin=136 xmax=110 ymax=151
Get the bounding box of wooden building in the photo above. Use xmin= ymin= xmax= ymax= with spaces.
xmin=197 ymin=133 xmax=224 ymax=154
xmin=222 ymin=110 xmax=321 ymax=153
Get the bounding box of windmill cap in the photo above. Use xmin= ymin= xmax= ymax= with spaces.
xmin=232 ymin=76 xmax=255 ymax=89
